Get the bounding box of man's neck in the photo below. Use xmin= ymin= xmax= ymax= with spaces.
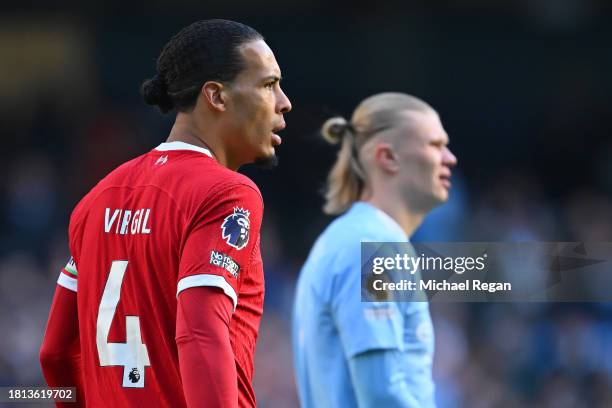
xmin=167 ymin=113 xmax=239 ymax=170
xmin=365 ymin=190 xmax=426 ymax=237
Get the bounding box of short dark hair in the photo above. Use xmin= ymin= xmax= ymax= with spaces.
xmin=140 ymin=19 xmax=263 ymax=114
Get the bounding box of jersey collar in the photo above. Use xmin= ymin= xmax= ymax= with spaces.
xmin=154 ymin=141 xmax=213 ymax=158
xmin=352 ymin=201 xmax=409 ymax=241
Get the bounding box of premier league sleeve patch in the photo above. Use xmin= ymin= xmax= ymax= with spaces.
xmin=221 ymin=207 xmax=250 ymax=250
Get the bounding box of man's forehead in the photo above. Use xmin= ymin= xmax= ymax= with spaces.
xmin=238 ymin=40 xmax=281 ymax=77
xmin=398 ymin=110 xmax=448 ymax=142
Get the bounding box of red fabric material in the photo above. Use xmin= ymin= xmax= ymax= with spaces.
xmin=39 ymin=285 xmax=86 ymax=407
xmin=56 ymin=148 xmax=264 ymax=406
xmin=176 ymin=286 xmax=236 ymax=407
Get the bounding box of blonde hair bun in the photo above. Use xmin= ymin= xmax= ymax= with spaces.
xmin=321 ymin=116 xmax=350 ymax=145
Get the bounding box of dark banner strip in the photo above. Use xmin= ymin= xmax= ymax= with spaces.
xmin=361 ymin=242 xmax=612 ymax=302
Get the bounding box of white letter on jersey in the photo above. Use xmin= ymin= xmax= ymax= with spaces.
xmin=96 ymin=260 xmax=150 ymax=388
xmin=120 ymin=211 xmax=132 ymax=235
xmin=130 ymin=210 xmax=141 ymax=234
xmin=105 ymin=208 xmax=120 ymax=233
xmin=141 ymin=209 xmax=151 ymax=234
xmin=115 ymin=210 xmax=123 ymax=233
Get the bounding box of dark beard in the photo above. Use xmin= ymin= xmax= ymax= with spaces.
xmin=252 ymin=155 xmax=278 ymax=169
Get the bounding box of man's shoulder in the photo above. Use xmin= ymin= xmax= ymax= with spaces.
xmin=303 ymin=216 xmax=366 ymax=275
xmin=304 ymin=207 xmax=405 ymax=275
xmin=212 ymin=170 xmax=261 ymax=197
xmin=324 ymin=210 xmax=403 ymax=245
xmin=69 ymin=148 xmax=263 ymax=228
xmin=71 ymin=153 xmax=148 ymax=212
xmin=142 ymin=150 xmax=263 ymax=209
xmin=162 ymin=153 xmax=261 ymax=198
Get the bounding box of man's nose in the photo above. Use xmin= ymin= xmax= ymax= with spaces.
xmin=444 ymin=148 xmax=457 ymax=167
xmin=277 ymin=88 xmax=292 ymax=114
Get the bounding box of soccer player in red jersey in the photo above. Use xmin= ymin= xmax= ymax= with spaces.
xmin=39 ymin=19 xmax=291 ymax=408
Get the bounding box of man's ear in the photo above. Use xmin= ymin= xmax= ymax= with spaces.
xmin=201 ymin=81 xmax=227 ymax=112
xmin=374 ymin=143 xmax=399 ymax=174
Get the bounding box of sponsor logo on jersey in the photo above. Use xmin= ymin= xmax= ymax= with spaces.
xmin=221 ymin=207 xmax=250 ymax=250
xmin=155 ymin=155 xmax=168 ymax=166
xmin=210 ymin=250 xmax=240 ymax=278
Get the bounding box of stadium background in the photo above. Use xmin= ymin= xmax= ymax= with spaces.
xmin=1 ymin=1 xmax=612 ymax=406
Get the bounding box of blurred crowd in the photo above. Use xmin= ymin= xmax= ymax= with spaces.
xmin=1 ymin=3 xmax=612 ymax=407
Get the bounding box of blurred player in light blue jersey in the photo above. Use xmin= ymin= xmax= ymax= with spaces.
xmin=293 ymin=93 xmax=457 ymax=407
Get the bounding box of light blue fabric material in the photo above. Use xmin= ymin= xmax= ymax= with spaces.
xmin=293 ymin=202 xmax=436 ymax=407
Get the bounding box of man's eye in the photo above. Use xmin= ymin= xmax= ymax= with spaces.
xmin=265 ymin=82 xmax=275 ymax=89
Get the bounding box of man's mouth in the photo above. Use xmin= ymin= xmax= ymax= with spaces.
xmin=271 ymin=122 xmax=286 ymax=146
xmin=439 ymin=173 xmax=452 ymax=189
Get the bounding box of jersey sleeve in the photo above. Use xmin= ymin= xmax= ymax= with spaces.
xmin=176 ymin=286 xmax=238 ymax=407
xmin=348 ymin=349 xmax=422 ymax=407
xmin=177 ymin=182 xmax=263 ymax=310
xmin=331 ymin=246 xmax=404 ymax=358
xmin=40 ymin=284 xmax=85 ymax=407
xmin=57 ymin=256 xmax=78 ymax=292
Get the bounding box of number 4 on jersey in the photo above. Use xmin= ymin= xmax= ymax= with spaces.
xmin=96 ymin=260 xmax=150 ymax=388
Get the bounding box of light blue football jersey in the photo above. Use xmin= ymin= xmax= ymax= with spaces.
xmin=293 ymin=202 xmax=435 ymax=407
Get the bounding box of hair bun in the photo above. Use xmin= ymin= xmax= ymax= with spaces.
xmin=140 ymin=75 xmax=174 ymax=114
xmin=322 ymin=116 xmax=352 ymax=145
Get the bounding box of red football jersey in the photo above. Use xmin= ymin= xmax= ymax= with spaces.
xmin=56 ymin=141 xmax=265 ymax=407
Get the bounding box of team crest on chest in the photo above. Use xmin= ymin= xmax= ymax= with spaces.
xmin=221 ymin=207 xmax=251 ymax=250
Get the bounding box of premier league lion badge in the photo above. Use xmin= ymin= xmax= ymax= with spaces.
xmin=221 ymin=207 xmax=251 ymax=250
